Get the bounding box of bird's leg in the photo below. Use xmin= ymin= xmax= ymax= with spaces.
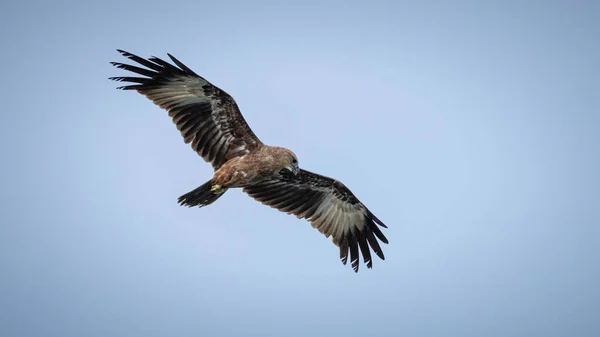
xmin=211 ymin=184 xmax=226 ymax=194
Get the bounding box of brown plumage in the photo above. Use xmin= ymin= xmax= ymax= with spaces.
xmin=110 ymin=50 xmax=389 ymax=272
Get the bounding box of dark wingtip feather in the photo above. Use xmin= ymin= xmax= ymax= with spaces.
xmin=115 ymin=84 xmax=143 ymax=90
xmin=109 ymin=77 xmax=133 ymax=89
xmin=368 ymin=215 xmax=389 ymax=245
xmin=365 ymin=231 xmax=385 ymax=261
xmin=110 ymin=62 xmax=157 ymax=77
xmin=116 ymin=49 xmax=135 ymax=59
xmin=167 ymin=53 xmax=199 ymax=76
xmin=108 ymin=76 xmax=151 ymax=84
xmin=369 ymin=211 xmax=388 ymax=228
xmin=114 ymin=50 xmax=165 ymax=72
xmin=339 ymin=241 xmax=349 ymax=265
xmin=148 ymin=56 xmax=179 ymax=71
xmin=349 ymin=239 xmax=359 ymax=272
xmin=379 ymin=234 xmax=389 ymax=245
xmin=116 ymin=49 xmax=136 ymax=58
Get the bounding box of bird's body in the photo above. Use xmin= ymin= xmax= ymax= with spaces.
xmin=213 ymin=146 xmax=299 ymax=189
xmin=111 ymin=50 xmax=389 ymax=272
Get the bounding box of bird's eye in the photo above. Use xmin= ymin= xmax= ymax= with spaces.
xmin=292 ymin=158 xmax=298 ymax=164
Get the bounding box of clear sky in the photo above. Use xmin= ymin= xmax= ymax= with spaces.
xmin=1 ymin=1 xmax=598 ymax=336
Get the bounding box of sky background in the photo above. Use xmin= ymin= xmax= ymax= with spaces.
xmin=1 ymin=1 xmax=598 ymax=336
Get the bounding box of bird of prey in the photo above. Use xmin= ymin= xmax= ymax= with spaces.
xmin=110 ymin=50 xmax=389 ymax=272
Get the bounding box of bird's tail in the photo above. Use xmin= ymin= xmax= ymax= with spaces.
xmin=178 ymin=179 xmax=228 ymax=208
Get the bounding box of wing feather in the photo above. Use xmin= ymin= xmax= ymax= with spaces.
xmin=243 ymin=169 xmax=388 ymax=272
xmin=339 ymin=239 xmax=349 ymax=265
xmin=111 ymin=50 xmax=262 ymax=169
xmin=348 ymin=237 xmax=360 ymax=272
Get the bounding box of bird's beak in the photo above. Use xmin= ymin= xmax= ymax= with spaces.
xmin=286 ymin=164 xmax=300 ymax=175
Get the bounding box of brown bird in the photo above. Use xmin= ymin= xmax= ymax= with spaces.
xmin=110 ymin=50 xmax=388 ymax=272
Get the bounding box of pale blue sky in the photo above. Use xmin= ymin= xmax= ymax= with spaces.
xmin=1 ymin=1 xmax=598 ymax=336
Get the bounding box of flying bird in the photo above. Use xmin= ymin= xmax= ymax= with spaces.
xmin=110 ymin=50 xmax=389 ymax=272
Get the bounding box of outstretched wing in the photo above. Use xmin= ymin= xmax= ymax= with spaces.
xmin=110 ymin=50 xmax=262 ymax=169
xmin=243 ymin=169 xmax=389 ymax=272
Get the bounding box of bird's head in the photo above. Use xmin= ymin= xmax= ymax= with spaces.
xmin=276 ymin=147 xmax=300 ymax=175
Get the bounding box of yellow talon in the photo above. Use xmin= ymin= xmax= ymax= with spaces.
xmin=211 ymin=184 xmax=223 ymax=193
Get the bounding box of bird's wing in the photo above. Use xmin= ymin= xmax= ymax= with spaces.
xmin=243 ymin=169 xmax=388 ymax=272
xmin=110 ymin=50 xmax=262 ymax=169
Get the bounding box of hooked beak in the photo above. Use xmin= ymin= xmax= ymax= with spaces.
xmin=286 ymin=164 xmax=300 ymax=175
